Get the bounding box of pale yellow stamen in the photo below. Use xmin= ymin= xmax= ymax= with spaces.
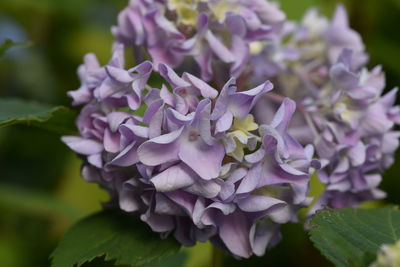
xmin=167 ymin=0 xmax=199 ymax=26
xmin=250 ymin=42 xmax=265 ymax=55
xmin=227 ymin=115 xmax=259 ymax=161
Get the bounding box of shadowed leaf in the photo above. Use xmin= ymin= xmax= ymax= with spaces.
xmin=0 ymin=98 xmax=76 ymax=134
xmin=51 ymin=209 xmax=181 ymax=267
xmin=309 ymin=207 xmax=400 ymax=267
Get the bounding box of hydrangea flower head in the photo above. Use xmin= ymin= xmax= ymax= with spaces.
xmin=63 ymin=0 xmax=400 ymax=260
xmin=63 ymin=42 xmax=320 ymax=257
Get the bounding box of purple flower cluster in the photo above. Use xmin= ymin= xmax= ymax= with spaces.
xmin=249 ymin=5 xmax=400 ymax=211
xmin=63 ymin=44 xmax=317 ymax=257
xmin=112 ymin=0 xmax=285 ymax=80
xmin=63 ymin=0 xmax=399 ymax=259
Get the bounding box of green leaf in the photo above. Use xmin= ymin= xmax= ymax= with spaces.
xmin=0 ymin=38 xmax=30 ymax=57
xmin=80 ymin=252 xmax=187 ymax=267
xmin=309 ymin=207 xmax=400 ymax=267
xmin=51 ymin=209 xmax=181 ymax=267
xmin=0 ymin=98 xmax=76 ymax=134
xmin=140 ymin=252 xmax=187 ymax=267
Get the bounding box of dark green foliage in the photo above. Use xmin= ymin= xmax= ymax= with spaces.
xmin=309 ymin=207 xmax=400 ymax=267
xmin=0 ymin=98 xmax=76 ymax=134
xmin=51 ymin=210 xmax=181 ymax=267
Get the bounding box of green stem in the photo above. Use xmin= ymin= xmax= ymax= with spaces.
xmin=211 ymin=246 xmax=223 ymax=267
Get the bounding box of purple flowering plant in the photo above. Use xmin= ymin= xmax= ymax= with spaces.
xmin=63 ymin=0 xmax=400 ymax=263
xmin=2 ymin=1 xmax=400 ymax=267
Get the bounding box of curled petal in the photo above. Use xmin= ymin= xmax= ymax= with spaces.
xmin=138 ymin=128 xmax=183 ymax=165
xmin=238 ymin=195 xmax=286 ymax=212
xmin=62 ymin=136 xmax=103 ymax=155
xmin=151 ymin=164 xmax=195 ymax=192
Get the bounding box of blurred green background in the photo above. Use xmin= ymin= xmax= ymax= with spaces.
xmin=0 ymin=0 xmax=399 ymax=266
